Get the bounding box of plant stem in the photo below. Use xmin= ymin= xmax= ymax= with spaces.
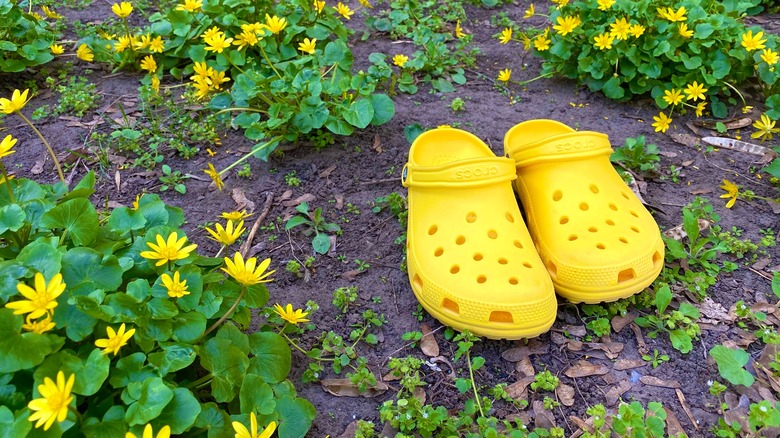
xmin=203 ymin=286 xmax=246 ymax=337
xmin=258 ymin=43 xmax=283 ymax=79
xmin=466 ymin=350 xmax=485 ymax=417
xmin=186 ymin=373 xmax=213 ymax=389
xmin=17 ymin=112 xmax=64 ymax=183
xmin=0 ymin=161 xmax=16 ymax=203
xmin=218 ymin=135 xmax=284 ymax=176
xmin=279 ymin=327 xmax=336 ymax=361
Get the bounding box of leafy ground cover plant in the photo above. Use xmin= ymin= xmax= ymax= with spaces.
xmin=77 ymin=0 xmax=395 ymax=163
xmin=0 ymin=1 xmax=60 ymax=72
xmin=0 ymin=151 xmax=314 ymax=436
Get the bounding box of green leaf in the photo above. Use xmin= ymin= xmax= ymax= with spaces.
xmin=148 ymin=297 xmax=179 ymax=320
xmin=15 ymin=237 xmax=61 ymax=280
xmin=0 ymin=204 xmax=25 ymax=233
xmin=153 ymin=387 xmax=201 ymax=434
xmin=654 ymin=285 xmax=672 ymax=314
xmin=403 ymin=124 xmax=424 ymax=144
xmin=276 ymin=395 xmax=315 ymax=438
xmin=110 ymin=352 xmax=156 ymax=389
xmin=772 ymin=272 xmax=780 ymax=300
xmin=194 ymin=403 xmax=233 ymax=437
xmin=248 ymin=332 xmax=291 ymax=384
xmin=217 ymin=323 xmax=250 ymax=353
xmin=61 ymin=247 xmax=124 ymax=292
xmin=669 ymin=329 xmax=693 ymax=354
xmin=244 ymin=284 xmax=269 ymax=308
xmin=171 ymin=311 xmax=206 ymax=343
xmin=125 ymin=377 xmax=174 ymax=426
xmin=0 ymin=309 xmax=63 ymax=373
xmin=148 ymin=343 xmax=196 ymax=376
xmin=764 ymin=158 xmax=780 ymax=179
xmin=0 ymin=405 xmax=32 ymax=438
xmin=40 ymin=198 xmax=99 ymax=246
xmin=323 ymin=40 xmax=347 ymax=65
xmin=74 ymin=348 xmax=111 ymax=395
xmin=200 ymin=338 xmax=249 ymax=402
xmin=710 ymin=345 xmax=755 ymax=387
xmin=0 ymin=261 xmax=27 ymax=303
xmin=312 ymin=233 xmax=331 ymax=254
xmin=239 ymin=374 xmax=276 ymax=415
xmin=343 ymin=99 xmax=374 ymax=129
xmin=108 ymin=207 xmax=147 ymax=235
xmin=602 ymin=76 xmax=625 ymax=100
xmin=369 ymin=94 xmax=394 ymax=126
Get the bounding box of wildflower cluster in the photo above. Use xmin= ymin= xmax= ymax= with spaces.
xmin=508 ymin=0 xmax=780 ymax=131
xmin=0 ymin=172 xmax=313 ymax=435
xmin=0 ymin=2 xmax=62 ymax=71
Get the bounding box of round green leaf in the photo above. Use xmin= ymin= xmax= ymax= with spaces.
xmin=153 ymin=387 xmax=201 ymax=434
xmin=108 ymin=207 xmax=147 ymax=235
xmin=239 ymin=374 xmax=276 ymax=415
xmin=148 ymin=343 xmax=196 ymax=376
xmin=369 ymin=94 xmax=395 ymax=126
xmin=61 ymin=248 xmax=123 ymax=292
xmin=0 ymin=309 xmax=63 ymax=373
xmin=248 ymin=332 xmax=291 ymax=384
xmin=276 ymin=395 xmax=315 ymax=438
xmin=0 ymin=405 xmax=32 ymax=438
xmin=200 ymin=338 xmax=249 ymax=403
xmin=40 ymin=198 xmax=99 ymax=246
xmin=171 ymin=311 xmax=206 ymax=343
xmin=0 ymin=204 xmax=25 ymax=234
xmin=343 ymin=99 xmax=374 ymax=129
xmin=15 ymin=237 xmax=61 ymax=280
xmin=125 ymin=377 xmax=174 ymax=426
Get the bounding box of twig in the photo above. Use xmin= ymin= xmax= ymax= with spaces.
xmin=749 ymin=267 xmax=774 ymax=281
xmin=239 ymin=192 xmax=274 ymax=258
xmin=359 ymin=177 xmax=398 ymax=185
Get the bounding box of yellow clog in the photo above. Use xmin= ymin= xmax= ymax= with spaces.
xmin=402 ymin=127 xmax=557 ymax=339
xmin=504 ymin=120 xmax=664 ymax=303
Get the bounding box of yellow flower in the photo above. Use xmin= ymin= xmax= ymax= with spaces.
xmin=140 ymin=232 xmax=198 ymax=267
xmin=50 ymin=44 xmax=64 ymax=54
xmin=497 ymin=68 xmax=511 ymax=82
xmin=359 ymin=0 xmax=373 ymax=8
xmin=42 ymin=5 xmax=63 ymax=19
xmin=741 ymin=30 xmax=766 ymax=52
xmin=663 ymin=88 xmax=684 ymax=106
xmin=140 ymin=55 xmax=157 ymax=73
xmin=222 ymin=252 xmax=275 ymax=286
xmin=127 ymin=424 xmax=171 ymax=438
xmin=176 ymin=0 xmax=203 ymax=12
xmin=221 ymin=210 xmax=253 ymax=221
xmin=455 ymin=20 xmax=466 ymax=38
xmin=160 ymin=271 xmax=190 ymax=298
xmin=148 ymin=36 xmax=165 ymax=53
xmin=678 ymin=23 xmax=693 ymax=39
xmin=204 ymin=33 xmax=233 ymax=53
xmin=201 ymin=26 xmax=222 ymax=40
xmin=719 ymin=180 xmax=739 ymax=209
xmin=0 ymin=88 xmax=31 ymax=114
xmin=114 ymin=35 xmax=134 ymax=53
xmin=609 ymin=17 xmax=630 ymax=40
xmin=193 ymin=61 xmax=213 ymax=78
xmin=522 ymin=34 xmax=531 ymax=51
xmin=192 ymin=78 xmax=211 ymax=100
xmin=553 ymin=15 xmax=580 ymax=36
xmin=233 ymin=30 xmax=259 ymax=50
xmin=298 ymin=38 xmax=317 ymax=54
xmin=652 ymin=112 xmax=672 ymax=133
xmin=695 ymin=101 xmax=707 ymax=117
xmin=393 ymin=54 xmax=408 ymax=67
xmin=657 ymin=6 xmax=686 ymax=22
xmin=761 ymin=48 xmax=779 ymax=65
xmin=5 ymin=273 xmax=66 ymax=319
xmin=112 ymin=1 xmax=133 ymax=18
xmin=151 ymin=75 xmax=160 ymax=93
xmin=597 ymin=0 xmax=615 ymax=11
xmin=0 ymin=134 xmax=17 ymax=159
xmin=134 ymin=33 xmax=153 ymax=50
xmin=551 ymin=0 xmax=568 ymax=7
xmin=499 ymin=27 xmax=512 ymax=44
xmin=336 ymin=2 xmax=354 ymax=19
xmin=22 ymin=314 xmax=56 ymax=334
xmin=534 ymin=32 xmax=551 ymax=51
xmin=94 ymin=323 xmax=136 ymax=355
xmin=233 ymin=413 xmax=276 ymax=438
xmin=684 ymin=81 xmax=707 ymax=101
xmin=77 ymin=44 xmax=93 ymax=61
xmin=523 ymin=4 xmax=534 ymax=18
xmin=209 ymin=70 xmax=230 ymax=90
xmin=265 ymin=14 xmax=288 ymax=34
xmin=314 ymin=0 xmax=325 ymax=13
xmin=206 ymin=220 xmax=246 ymax=246
xmin=629 ymin=24 xmax=645 ymax=38
xmin=28 ymin=371 xmax=75 ymax=431
xmin=204 ymin=163 xmax=225 ymax=190
xmin=751 ymin=114 xmax=780 ymax=142
xmin=132 ymin=194 xmax=142 ymax=210
xmin=273 ymin=303 xmax=310 ymax=325
xmin=593 ymin=33 xmax=614 ymax=50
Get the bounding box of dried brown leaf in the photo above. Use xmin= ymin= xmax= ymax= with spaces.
xmin=752 ymin=258 xmax=772 ymax=270
xmin=569 ymin=415 xmax=595 ymax=436
xmin=515 ymin=357 xmax=535 ymax=377
xmin=563 ymin=325 xmax=587 ymax=337
xmin=640 ymin=376 xmax=680 ymax=388
xmin=335 ymin=194 xmax=344 ymax=210
xmin=698 ymin=297 xmax=735 ymax=323
xmin=550 ymin=331 xmax=569 ymax=345
xmin=564 ymin=360 xmax=610 ymax=378
xmin=506 ymin=376 xmax=535 ymax=400
xmin=663 ymin=218 xmax=709 ymax=240
xmin=372 ymin=134 xmax=383 ymax=153
xmin=320 ymin=378 xmax=388 ymax=397
xmin=566 ymin=340 xmax=584 ymax=351
xmin=532 ymin=400 xmax=556 ymax=429
xmin=413 ymin=387 xmax=426 ymax=404
xmin=611 ymin=311 xmax=637 ymax=333
xmin=605 ymin=380 xmax=631 ymax=406
xmin=319 ymin=165 xmax=337 ymax=178
xmin=658 ymin=150 xmax=678 ymax=158
xmin=690 ymin=188 xmax=713 ymax=195
xmin=502 ymin=340 xmax=548 ymax=362
xmin=630 ymin=323 xmax=648 ymax=356
xmin=281 ymin=193 xmax=316 ymax=207
xmin=420 ymin=324 xmax=439 ymax=357
xmin=556 ymin=383 xmax=575 ymax=407
xmin=231 ymin=188 xmax=255 ymax=212
xmin=664 ymin=407 xmax=685 ymax=436
xmin=31 ymin=159 xmax=44 ymax=175
xmin=669 ymin=132 xmax=700 ymax=148
xmin=613 ymin=358 xmax=647 ymax=371
xmin=585 ymin=341 xmax=623 ymax=359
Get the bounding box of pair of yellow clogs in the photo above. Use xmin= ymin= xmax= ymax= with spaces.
xmin=401 ymin=120 xmax=665 ymax=339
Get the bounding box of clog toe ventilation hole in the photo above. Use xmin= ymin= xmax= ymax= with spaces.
xmin=549 ymin=184 xmax=663 ymax=284
xmin=412 ymin=210 xmax=532 ymax=324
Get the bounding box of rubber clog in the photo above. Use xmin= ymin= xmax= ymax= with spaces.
xmin=504 ymin=120 xmax=664 ymax=304
xmin=402 ymin=127 xmax=557 ymax=339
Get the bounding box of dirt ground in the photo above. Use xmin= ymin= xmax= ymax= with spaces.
xmin=2 ymin=1 xmax=780 ymax=436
